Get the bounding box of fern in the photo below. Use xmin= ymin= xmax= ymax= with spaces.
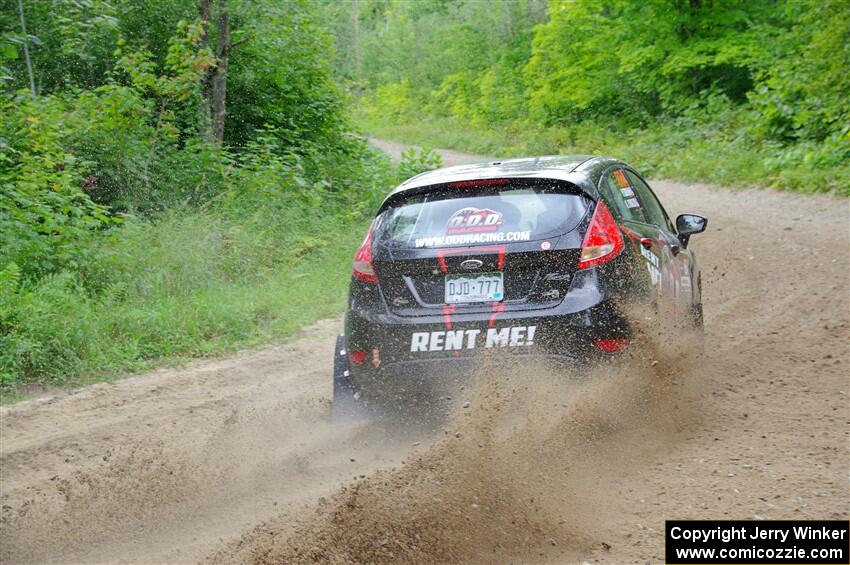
xmin=0 ymin=262 xmax=22 ymax=325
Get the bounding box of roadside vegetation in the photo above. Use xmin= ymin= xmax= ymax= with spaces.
xmin=331 ymin=0 xmax=849 ymax=194
xmin=2 ymin=0 xmax=846 ymax=399
xmin=0 ymin=1 xmax=438 ymax=397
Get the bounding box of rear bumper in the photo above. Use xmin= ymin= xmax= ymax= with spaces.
xmin=346 ymin=353 xmax=594 ymax=411
xmin=344 ymin=296 xmax=630 ymax=390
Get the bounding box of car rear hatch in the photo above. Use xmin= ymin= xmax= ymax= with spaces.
xmin=372 ymin=178 xmax=592 ymax=317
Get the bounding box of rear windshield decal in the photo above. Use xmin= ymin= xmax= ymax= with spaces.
xmin=446 ymin=207 xmax=503 ymax=234
xmin=383 ymin=184 xmax=588 ymax=249
xmin=414 ymin=230 xmax=531 ymax=248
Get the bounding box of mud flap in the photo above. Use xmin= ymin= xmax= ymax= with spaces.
xmin=332 ymin=334 xmax=369 ymax=422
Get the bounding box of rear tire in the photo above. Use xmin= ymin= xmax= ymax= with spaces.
xmin=332 ymin=334 xmax=367 ymax=421
xmin=691 ymin=302 xmax=704 ymax=331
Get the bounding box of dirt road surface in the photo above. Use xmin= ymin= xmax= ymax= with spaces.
xmin=2 ymin=140 xmax=848 ymax=564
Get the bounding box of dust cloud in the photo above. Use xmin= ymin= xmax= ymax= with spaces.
xmin=213 ymin=320 xmax=705 ymax=564
xmin=0 ymin=330 xmax=412 ymax=564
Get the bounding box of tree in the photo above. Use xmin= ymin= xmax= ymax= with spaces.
xmin=14 ymin=0 xmax=35 ymax=97
xmin=198 ymin=0 xmax=230 ymax=144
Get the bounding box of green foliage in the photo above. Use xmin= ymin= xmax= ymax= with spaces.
xmin=0 ymin=94 xmax=114 ymax=277
xmin=0 ymin=0 xmax=403 ymax=395
xmin=748 ymin=0 xmax=850 ymax=144
xmin=0 ymin=130 xmax=397 ymax=394
xmin=115 ymin=20 xmax=214 ymax=103
xmin=0 ymin=261 xmax=21 ymax=322
xmin=0 ymin=216 xmax=373 ymax=392
xmin=397 ymin=146 xmax=442 ymax=180
xmin=337 ymin=0 xmax=848 ymax=193
xmin=362 ymin=79 xmax=420 ymax=125
xmin=526 ymin=0 xmax=785 ymax=120
xmin=358 ymin=113 xmax=849 ymax=196
xmin=224 ymin=1 xmax=346 ymax=151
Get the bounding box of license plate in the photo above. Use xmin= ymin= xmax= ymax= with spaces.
xmin=445 ymin=272 xmax=504 ymax=304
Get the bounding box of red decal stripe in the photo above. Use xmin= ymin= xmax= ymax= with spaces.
xmin=442 ymin=304 xmax=456 ymax=329
xmin=488 ymin=301 xmax=506 ymax=328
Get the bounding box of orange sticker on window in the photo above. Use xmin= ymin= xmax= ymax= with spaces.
xmin=613 ymin=170 xmax=630 ymax=188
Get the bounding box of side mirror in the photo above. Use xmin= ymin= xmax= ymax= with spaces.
xmin=676 ymin=214 xmax=707 ymax=247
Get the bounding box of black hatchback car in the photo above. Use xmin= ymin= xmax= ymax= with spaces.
xmin=333 ymin=155 xmax=706 ymax=412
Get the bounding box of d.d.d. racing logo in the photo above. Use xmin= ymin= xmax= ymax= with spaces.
xmin=447 ymin=208 xmax=503 ymax=234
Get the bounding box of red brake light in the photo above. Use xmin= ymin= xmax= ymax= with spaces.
xmin=594 ymin=338 xmax=629 ymax=352
xmin=448 ymin=178 xmax=509 ymax=188
xmin=348 ymin=350 xmax=368 ymax=365
xmin=577 ymin=201 xmax=624 ymax=270
xmin=353 ymin=222 xmax=377 ymax=284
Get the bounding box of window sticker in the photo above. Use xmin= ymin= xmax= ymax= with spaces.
xmin=612 ymin=169 xmax=630 ymax=188
xmin=414 ymin=231 xmax=531 ymax=248
xmin=446 ymin=207 xmax=503 ymax=234
xmin=620 ymin=186 xmax=635 ymax=197
xmin=625 ymin=197 xmax=641 ymax=208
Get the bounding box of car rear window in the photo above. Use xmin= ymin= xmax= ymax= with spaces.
xmin=379 ymin=182 xmax=590 ymax=249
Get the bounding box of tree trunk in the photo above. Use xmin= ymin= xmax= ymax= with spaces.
xmin=211 ymin=1 xmax=229 ymax=144
xmin=352 ymin=0 xmax=361 ymax=80
xmin=197 ymin=0 xmax=228 ymax=144
xmin=16 ymin=0 xmax=36 ymax=98
xmin=198 ymin=0 xmax=212 ymax=48
xmin=197 ymin=0 xmax=213 ymax=137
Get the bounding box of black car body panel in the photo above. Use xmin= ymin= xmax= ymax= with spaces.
xmin=339 ymin=155 xmax=706 ymax=405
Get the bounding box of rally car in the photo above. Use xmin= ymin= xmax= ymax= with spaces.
xmin=333 ymin=155 xmax=706 ymax=414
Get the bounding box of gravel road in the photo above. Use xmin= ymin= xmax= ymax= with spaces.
xmin=1 ymin=140 xmax=847 ymax=564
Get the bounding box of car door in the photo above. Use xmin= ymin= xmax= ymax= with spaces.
xmin=599 ymin=167 xmax=663 ymax=294
xmin=599 ymin=166 xmax=683 ymax=313
xmin=624 ymin=169 xmax=696 ymax=315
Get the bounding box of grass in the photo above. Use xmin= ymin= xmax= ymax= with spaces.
xmin=357 ymin=114 xmax=849 ymax=195
xmin=0 ymin=207 xmax=371 ymax=404
xmin=0 ymin=136 xmax=415 ymax=403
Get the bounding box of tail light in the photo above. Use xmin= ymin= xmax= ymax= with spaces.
xmin=353 ymin=222 xmax=377 ymax=283
xmin=348 ymin=350 xmax=368 ymax=365
xmin=448 ymin=178 xmax=509 ymax=188
xmin=594 ymin=338 xmax=629 ymax=352
xmin=577 ymin=200 xmax=624 ymax=270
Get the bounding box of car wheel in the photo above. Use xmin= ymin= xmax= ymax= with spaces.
xmin=332 ymin=334 xmax=367 ymax=421
xmin=691 ymin=302 xmax=704 ymax=330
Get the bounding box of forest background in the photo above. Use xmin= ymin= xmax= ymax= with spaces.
xmin=1 ymin=0 xmax=846 ymax=397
